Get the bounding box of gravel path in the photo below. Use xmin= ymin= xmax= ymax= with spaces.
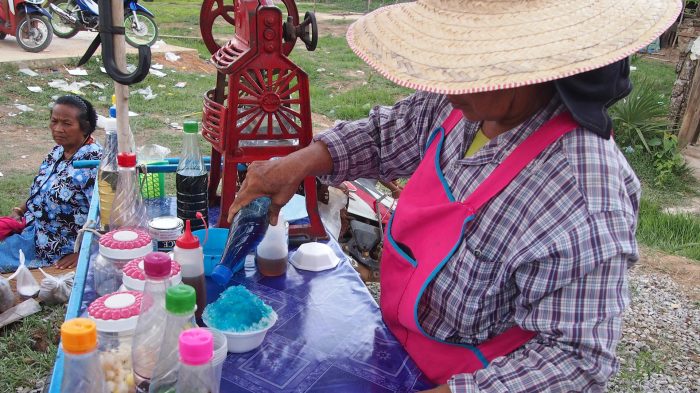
xmin=365 ymin=267 xmax=700 ymax=392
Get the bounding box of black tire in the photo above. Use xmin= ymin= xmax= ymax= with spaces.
xmin=15 ymin=15 xmax=53 ymax=52
xmin=0 ymin=32 xmax=6 ymax=40
xmin=50 ymin=0 xmax=80 ymax=39
xmin=124 ymin=11 xmax=158 ymax=47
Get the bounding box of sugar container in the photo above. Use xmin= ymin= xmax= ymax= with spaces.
xmin=94 ymin=228 xmax=152 ymax=296
xmin=120 ymin=256 xmax=182 ymax=291
xmin=88 ymin=291 xmax=143 ymax=393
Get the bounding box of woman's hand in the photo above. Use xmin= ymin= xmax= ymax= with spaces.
xmin=10 ymin=206 xmax=25 ymax=222
xmin=56 ymin=253 xmax=79 ymax=269
xmin=227 ymin=142 xmax=334 ymax=226
xmin=227 ymin=158 xmax=306 ymax=226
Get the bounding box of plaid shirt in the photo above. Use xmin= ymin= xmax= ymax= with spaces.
xmin=315 ymin=91 xmax=641 ymax=392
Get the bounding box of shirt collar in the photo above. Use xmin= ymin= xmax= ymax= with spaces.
xmin=456 ymin=94 xmax=566 ymax=166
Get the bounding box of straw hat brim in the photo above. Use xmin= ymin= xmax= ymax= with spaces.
xmin=347 ymin=0 xmax=682 ymax=94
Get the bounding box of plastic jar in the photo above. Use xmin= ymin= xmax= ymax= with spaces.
xmin=94 ymin=228 xmax=152 ymax=296
xmin=120 ymin=256 xmax=182 ymax=291
xmin=88 ymin=291 xmax=143 ymax=393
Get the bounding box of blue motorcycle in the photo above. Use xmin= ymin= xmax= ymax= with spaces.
xmin=48 ymin=0 xmax=157 ymax=47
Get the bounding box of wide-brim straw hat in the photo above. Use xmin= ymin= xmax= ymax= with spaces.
xmin=347 ymin=0 xmax=682 ymax=94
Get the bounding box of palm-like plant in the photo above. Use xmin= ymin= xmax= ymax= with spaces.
xmin=610 ymin=78 xmax=669 ymax=153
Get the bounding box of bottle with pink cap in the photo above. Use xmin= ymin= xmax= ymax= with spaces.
xmin=131 ymin=252 xmax=177 ymax=392
xmin=110 ymin=152 xmax=148 ymax=230
xmin=174 ymin=328 xmax=218 ymax=393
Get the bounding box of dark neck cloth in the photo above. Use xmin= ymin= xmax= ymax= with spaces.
xmin=554 ymin=58 xmax=632 ymax=139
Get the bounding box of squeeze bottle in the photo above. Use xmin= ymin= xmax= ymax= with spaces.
xmin=173 ymin=220 xmax=206 ymax=319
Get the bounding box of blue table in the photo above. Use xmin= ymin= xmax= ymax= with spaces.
xmin=49 ymin=195 xmax=433 ymax=392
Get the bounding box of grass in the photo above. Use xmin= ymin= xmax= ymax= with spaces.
xmin=0 ymin=304 xmax=66 ymax=393
xmin=615 ymin=349 xmax=667 ymax=388
xmin=637 ymin=199 xmax=700 ymax=260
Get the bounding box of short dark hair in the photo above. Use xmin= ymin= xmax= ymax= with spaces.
xmin=53 ymin=95 xmax=98 ymax=136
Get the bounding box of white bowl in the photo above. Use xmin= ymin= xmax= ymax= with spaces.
xmin=212 ymin=313 xmax=277 ymax=353
xmin=289 ymin=242 xmax=341 ymax=272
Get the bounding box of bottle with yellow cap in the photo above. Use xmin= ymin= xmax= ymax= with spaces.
xmin=60 ymin=318 xmax=107 ymax=392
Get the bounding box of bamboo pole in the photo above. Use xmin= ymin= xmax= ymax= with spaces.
xmin=111 ymin=0 xmax=134 ymax=153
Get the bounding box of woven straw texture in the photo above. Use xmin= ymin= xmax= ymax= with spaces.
xmin=347 ymin=0 xmax=682 ymax=94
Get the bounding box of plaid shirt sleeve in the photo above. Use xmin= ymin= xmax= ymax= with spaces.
xmin=448 ymin=210 xmax=638 ymax=393
xmin=313 ymin=91 xmax=445 ymax=185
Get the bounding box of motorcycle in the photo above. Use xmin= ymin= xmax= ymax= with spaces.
xmin=48 ymin=0 xmax=158 ymax=47
xmin=0 ymin=0 xmax=53 ymax=52
xmin=336 ymin=178 xmax=399 ymax=282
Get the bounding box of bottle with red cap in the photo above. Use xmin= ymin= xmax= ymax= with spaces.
xmin=131 ymin=252 xmax=177 ymax=392
xmin=110 ymin=152 xmax=148 ymax=230
xmin=173 ymin=220 xmax=206 ymax=320
xmin=175 ymin=328 xmax=217 ymax=393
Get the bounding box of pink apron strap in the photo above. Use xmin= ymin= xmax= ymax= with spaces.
xmin=463 ymin=111 xmax=579 ymax=211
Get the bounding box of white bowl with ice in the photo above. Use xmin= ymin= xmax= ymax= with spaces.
xmin=203 ymin=285 xmax=278 ymax=353
xmin=290 ymin=242 xmax=341 ymax=272
xmin=217 ymin=313 xmax=277 ymax=353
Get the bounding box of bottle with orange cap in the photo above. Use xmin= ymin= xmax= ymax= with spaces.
xmin=60 ymin=318 xmax=107 ymax=392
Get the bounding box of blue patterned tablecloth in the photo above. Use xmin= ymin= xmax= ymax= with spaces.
xmin=62 ymin=197 xmax=433 ymax=392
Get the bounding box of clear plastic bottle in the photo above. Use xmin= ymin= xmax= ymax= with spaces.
xmin=132 ymin=252 xmax=176 ymax=392
xmin=148 ymin=284 xmax=197 ymax=393
xmin=110 ymin=152 xmax=149 ymax=230
xmin=175 ymin=328 xmax=216 ymax=393
xmin=176 ymin=121 xmax=209 ymax=232
xmin=173 ymin=221 xmax=206 ymax=320
xmin=99 ymin=109 xmax=119 ymax=231
xmin=61 ymin=318 xmax=107 ymax=393
xmin=255 ymin=213 xmax=289 ymax=277
xmin=211 ymin=197 xmax=270 ymax=287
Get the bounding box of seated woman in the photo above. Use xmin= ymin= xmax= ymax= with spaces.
xmin=0 ymin=95 xmax=102 ymax=272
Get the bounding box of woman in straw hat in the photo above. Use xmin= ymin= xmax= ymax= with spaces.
xmin=228 ymin=0 xmax=682 ymax=391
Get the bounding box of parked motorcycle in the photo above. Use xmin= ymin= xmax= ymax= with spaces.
xmin=337 ymin=178 xmax=398 ymax=282
xmin=0 ymin=0 xmax=53 ymax=52
xmin=48 ymin=0 xmax=158 ymax=47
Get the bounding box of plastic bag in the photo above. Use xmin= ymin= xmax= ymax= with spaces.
xmin=0 ymin=275 xmax=14 ymax=313
xmin=38 ymin=268 xmax=74 ymax=305
xmin=137 ymin=144 xmax=171 ymax=163
xmin=7 ymin=250 xmax=40 ymax=298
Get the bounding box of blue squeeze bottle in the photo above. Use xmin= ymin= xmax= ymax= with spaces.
xmin=210 ymin=197 xmax=271 ymax=286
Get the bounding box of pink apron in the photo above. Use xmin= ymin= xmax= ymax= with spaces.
xmin=380 ymin=109 xmax=579 ymax=384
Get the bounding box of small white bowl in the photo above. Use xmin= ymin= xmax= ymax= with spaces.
xmin=290 ymin=242 xmax=341 ymax=272
xmin=212 ymin=313 xmax=278 ymax=353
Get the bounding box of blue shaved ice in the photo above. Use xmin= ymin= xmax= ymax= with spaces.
xmin=203 ymin=285 xmax=277 ymax=332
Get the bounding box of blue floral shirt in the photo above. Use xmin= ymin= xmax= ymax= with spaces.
xmin=25 ymin=141 xmax=102 ymax=265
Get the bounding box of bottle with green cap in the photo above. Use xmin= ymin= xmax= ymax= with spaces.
xmin=148 ymin=284 xmax=197 ymax=393
xmin=176 ymin=120 xmax=209 ymax=232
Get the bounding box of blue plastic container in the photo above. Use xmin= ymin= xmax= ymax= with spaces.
xmin=192 ymin=228 xmax=228 ymax=276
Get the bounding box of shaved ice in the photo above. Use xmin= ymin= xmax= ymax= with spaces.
xmin=203 ymin=285 xmax=276 ymax=332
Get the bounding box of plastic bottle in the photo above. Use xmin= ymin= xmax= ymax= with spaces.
xmin=173 ymin=220 xmax=206 ymax=320
xmin=255 ymin=213 xmax=289 ymax=277
xmin=148 ymin=285 xmax=197 ymax=393
xmin=176 ymin=121 xmax=208 ymax=232
xmin=175 ymin=328 xmax=216 ymax=393
xmin=211 ymin=197 xmax=271 ymax=287
xmin=99 ymin=109 xmax=119 ymax=231
xmin=132 ymin=252 xmax=176 ymax=392
xmin=61 ymin=318 xmax=107 ymax=393
xmin=110 ymin=152 xmax=149 ymax=230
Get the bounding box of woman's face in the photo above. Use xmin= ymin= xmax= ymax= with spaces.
xmin=50 ymin=104 xmax=85 ymax=149
xmin=446 ymin=89 xmax=517 ymax=122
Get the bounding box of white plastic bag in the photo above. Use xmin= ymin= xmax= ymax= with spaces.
xmin=0 ymin=275 xmax=14 ymax=313
xmin=38 ymin=268 xmax=74 ymax=305
xmin=7 ymin=250 xmax=40 ymax=299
